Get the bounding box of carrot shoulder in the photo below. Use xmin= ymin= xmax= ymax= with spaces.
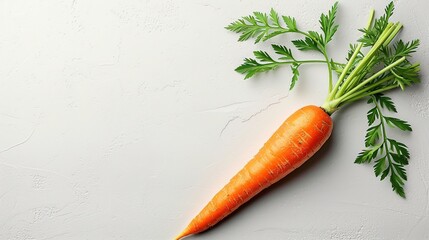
xmin=176 ymin=105 xmax=333 ymax=239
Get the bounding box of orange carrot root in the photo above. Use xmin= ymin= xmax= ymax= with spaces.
xmin=176 ymin=105 xmax=333 ymax=239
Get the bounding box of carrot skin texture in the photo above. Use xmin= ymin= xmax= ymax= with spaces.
xmin=176 ymin=105 xmax=333 ymax=240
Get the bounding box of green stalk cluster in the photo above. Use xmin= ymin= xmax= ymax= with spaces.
xmin=322 ymin=10 xmax=420 ymax=114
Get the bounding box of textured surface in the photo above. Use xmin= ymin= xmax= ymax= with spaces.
xmin=0 ymin=0 xmax=428 ymax=239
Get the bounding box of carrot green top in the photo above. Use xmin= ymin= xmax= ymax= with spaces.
xmin=226 ymin=1 xmax=420 ymax=197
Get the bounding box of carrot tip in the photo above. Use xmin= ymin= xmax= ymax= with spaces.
xmin=174 ymin=229 xmax=190 ymax=240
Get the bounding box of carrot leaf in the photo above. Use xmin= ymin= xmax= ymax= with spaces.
xmin=356 ymin=95 xmax=411 ymax=198
xmin=385 ymin=117 xmax=412 ymax=131
xmin=272 ymin=44 xmax=295 ymax=60
xmin=320 ymin=1 xmax=339 ymax=44
xmin=227 ymin=3 xmax=340 ymax=91
xmin=372 ymin=94 xmax=397 ymax=112
xmin=292 ymin=37 xmax=321 ymax=52
xmin=290 ymin=63 xmax=301 ymax=90
xmin=225 ymin=9 xmax=298 ymax=43
xmin=235 ymin=58 xmax=278 ymax=79
xmin=282 ymin=16 xmax=298 ymax=32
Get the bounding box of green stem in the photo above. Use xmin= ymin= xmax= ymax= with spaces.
xmin=328 ymin=43 xmax=363 ymax=100
xmin=296 ymin=30 xmax=312 ymax=38
xmin=339 ymin=57 xmax=405 ymax=100
xmin=367 ymin=8 xmax=375 ymax=28
xmin=373 ymin=95 xmax=390 ymax=158
xmin=339 ymin=75 xmax=394 ymax=103
xmin=291 ymin=60 xmax=334 ymax=64
xmin=384 ymin=23 xmax=403 ymax=46
xmin=343 ymin=85 xmax=397 ymax=104
xmin=373 ymin=96 xmax=394 ymax=176
xmin=328 ymin=9 xmax=374 ymax=99
xmin=255 ymin=59 xmax=339 ymax=68
xmin=297 ymin=31 xmax=334 ymax=92
xmin=322 ymin=49 xmax=333 ymax=92
xmin=336 ymin=22 xmax=396 ymax=97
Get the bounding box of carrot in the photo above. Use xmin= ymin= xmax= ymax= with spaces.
xmin=176 ymin=2 xmax=420 ymax=239
xmin=175 ymin=105 xmax=333 ymax=240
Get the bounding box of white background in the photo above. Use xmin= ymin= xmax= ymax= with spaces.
xmin=1 ymin=0 xmax=428 ymax=239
